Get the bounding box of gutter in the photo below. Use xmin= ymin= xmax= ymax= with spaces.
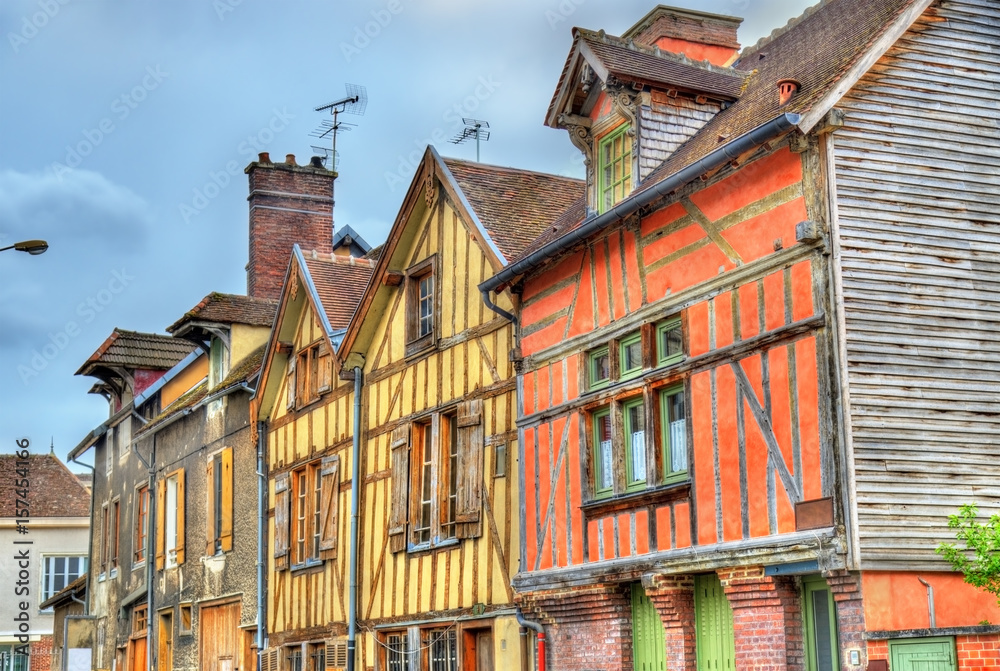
xmin=478 ymin=113 xmax=801 ymax=299
xmin=130 ymin=382 xmax=254 ymax=445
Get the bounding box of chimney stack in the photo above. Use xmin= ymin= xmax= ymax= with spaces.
xmin=623 ymin=6 xmax=742 ymax=67
xmin=245 ymin=153 xmax=335 ymax=301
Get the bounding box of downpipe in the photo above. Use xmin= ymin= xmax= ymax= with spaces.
xmin=516 ymin=609 xmax=546 ymax=671
xmin=257 ymin=420 xmax=268 ymax=670
xmin=347 ymin=367 xmax=362 ymax=671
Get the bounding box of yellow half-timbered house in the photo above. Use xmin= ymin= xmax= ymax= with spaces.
xmin=257 ymin=145 xmax=582 ymax=671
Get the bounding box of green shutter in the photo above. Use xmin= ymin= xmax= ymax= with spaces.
xmin=890 ymin=637 xmax=957 ymax=671
xmin=695 ymin=574 xmax=735 ymax=671
xmin=803 ymin=576 xmax=839 ymax=671
xmin=631 ymin=584 xmax=666 ymax=671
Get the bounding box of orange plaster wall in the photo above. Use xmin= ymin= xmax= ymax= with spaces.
xmin=653 ymin=37 xmax=738 ymax=66
xmin=862 ymin=572 xmax=1000 ymax=630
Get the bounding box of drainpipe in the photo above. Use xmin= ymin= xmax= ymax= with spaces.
xmin=347 ymin=367 xmax=362 ymax=671
xmin=917 ymin=576 xmax=936 ymax=629
xmin=256 ymin=420 xmax=268 ymax=670
xmin=516 ymin=609 xmax=545 ymax=671
xmin=130 ymin=431 xmax=156 ymax=671
xmin=480 ymin=287 xmax=517 ymax=327
xmin=68 ymin=454 xmax=96 ymax=616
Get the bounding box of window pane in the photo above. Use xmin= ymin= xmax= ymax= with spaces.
xmin=665 ymin=390 xmax=687 ymax=474
xmin=627 ymin=403 xmax=646 ymax=485
xmin=387 ymin=634 xmax=410 ymax=671
xmin=430 ymin=629 xmax=457 ymax=671
xmin=623 ymin=338 xmax=642 ymax=372
xmin=661 ymin=324 xmax=682 ymax=361
xmin=595 ymin=411 xmax=613 ymax=493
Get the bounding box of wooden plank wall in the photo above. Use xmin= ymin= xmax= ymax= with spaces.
xmin=356 ymin=191 xmax=519 ymax=667
xmin=518 ymin=146 xmax=835 ymax=575
xmin=832 ymin=0 xmax=1000 ymax=569
xmin=267 ymin=299 xmax=356 ymax=642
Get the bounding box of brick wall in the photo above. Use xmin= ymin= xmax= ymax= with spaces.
xmin=644 ymin=574 xmax=696 ymax=670
xmin=520 ymin=584 xmax=632 ymax=671
xmin=30 ymin=635 xmax=53 ymax=671
xmin=717 ymin=566 xmax=804 ymax=671
xmin=825 ymin=569 xmax=866 ymax=668
xmin=245 ymin=152 xmax=335 ymax=301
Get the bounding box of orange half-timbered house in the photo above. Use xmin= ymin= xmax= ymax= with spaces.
xmin=480 ymin=2 xmax=1000 ymax=670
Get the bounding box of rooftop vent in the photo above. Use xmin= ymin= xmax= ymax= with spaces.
xmin=778 ymin=79 xmax=800 ymax=106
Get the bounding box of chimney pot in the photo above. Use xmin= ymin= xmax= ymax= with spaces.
xmin=778 ymin=79 xmax=800 ymax=106
xmin=286 ymin=154 xmax=296 ymax=165
xmin=258 ymin=152 xmax=270 ymax=163
xmin=310 ymin=156 xmax=324 ymax=168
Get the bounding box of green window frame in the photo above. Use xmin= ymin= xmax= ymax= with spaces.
xmin=588 ymin=346 xmax=610 ymax=390
xmin=660 ymin=387 xmax=687 ymax=483
xmin=619 ymin=332 xmax=643 ymax=380
xmin=803 ymin=576 xmax=839 ymax=671
xmin=623 ymin=398 xmax=647 ymax=493
xmin=656 ymin=319 xmax=683 ymax=366
xmin=592 ymin=407 xmax=613 ymax=499
xmin=599 ymin=124 xmax=632 ymax=214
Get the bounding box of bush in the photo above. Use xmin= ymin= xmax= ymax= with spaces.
xmin=936 ymin=504 xmax=1000 ymax=604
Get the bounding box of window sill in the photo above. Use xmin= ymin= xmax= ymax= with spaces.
xmin=404 ymin=336 xmax=437 ymax=360
xmin=290 ymin=559 xmax=324 ymax=574
xmin=581 ymin=480 xmax=690 ymax=517
xmin=406 ymin=537 xmax=459 ymax=556
xmin=132 ymin=560 xmax=146 ymax=571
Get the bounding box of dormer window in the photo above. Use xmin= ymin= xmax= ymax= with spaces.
xmin=208 ymin=336 xmax=228 ymax=389
xmin=599 ymin=124 xmax=632 ymax=213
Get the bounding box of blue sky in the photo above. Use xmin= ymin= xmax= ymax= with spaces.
xmin=0 ymin=0 xmax=814 ymax=469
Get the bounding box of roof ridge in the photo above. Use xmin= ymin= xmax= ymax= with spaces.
xmin=442 ymin=156 xmax=584 ymax=184
xmin=305 ymin=251 xmax=378 ymax=268
xmin=575 ymin=26 xmax=747 ymax=78
xmin=740 ymin=0 xmax=831 ymax=58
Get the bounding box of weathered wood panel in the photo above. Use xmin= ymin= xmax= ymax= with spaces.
xmin=832 ymin=0 xmax=1000 ymax=569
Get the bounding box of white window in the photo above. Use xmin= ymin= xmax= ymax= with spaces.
xmin=41 ymin=555 xmax=88 ymax=606
xmin=165 ymin=473 xmax=179 ymax=567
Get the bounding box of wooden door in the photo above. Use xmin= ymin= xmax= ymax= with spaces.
xmin=200 ymin=601 xmax=242 ymax=671
xmin=803 ymin=577 xmax=839 ymax=671
xmin=129 ymin=636 xmax=147 ymax=671
xmin=889 ymin=638 xmax=957 ymax=671
xmin=631 ymin=584 xmax=666 ymax=671
xmin=694 ymin=574 xmax=735 ymax=671
xmin=475 ymin=631 xmax=493 ymax=671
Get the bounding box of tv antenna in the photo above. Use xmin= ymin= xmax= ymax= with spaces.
xmin=450 ymin=118 xmax=490 ymax=162
xmin=310 ymin=145 xmax=338 ymax=171
xmin=312 ymin=83 xmax=368 ymax=229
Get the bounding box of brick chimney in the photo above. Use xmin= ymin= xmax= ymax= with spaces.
xmin=622 ymin=6 xmax=742 ymax=67
xmin=245 ymin=152 xmax=335 ymax=301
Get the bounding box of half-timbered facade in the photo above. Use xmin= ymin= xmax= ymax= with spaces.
xmin=479 ymin=2 xmax=1000 ymax=670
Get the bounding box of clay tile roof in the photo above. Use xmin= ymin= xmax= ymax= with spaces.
xmin=302 ymin=253 xmax=377 ymax=330
xmin=0 ymin=454 xmax=90 ymax=518
xmin=39 ymin=575 xmax=87 ymax=611
xmin=442 ymin=158 xmax=585 ymax=262
xmin=76 ymin=329 xmax=196 ymax=377
xmin=520 ymin=196 xmax=588 ymax=255
xmin=577 ymin=29 xmax=745 ymax=99
xmin=166 ymin=292 xmax=278 ymax=334
xmin=638 ymin=0 xmax=917 ymax=193
xmin=523 ymin=0 xmax=919 ymax=262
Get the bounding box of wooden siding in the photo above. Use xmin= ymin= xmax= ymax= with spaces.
xmin=832 ymin=0 xmax=1000 ymax=569
xmin=638 ymin=91 xmax=722 ymax=181
xmin=518 ymin=146 xmax=838 ymax=579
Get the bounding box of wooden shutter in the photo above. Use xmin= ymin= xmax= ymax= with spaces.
xmin=206 ymin=457 xmax=216 ymax=556
xmin=325 ymin=638 xmax=348 ymax=670
xmin=319 ymin=455 xmax=340 ymax=560
xmin=220 ymin=447 xmax=233 ymax=552
xmin=387 ymin=423 xmax=411 ymax=553
xmin=286 ymin=356 xmax=296 ymax=410
xmin=175 ymin=469 xmax=186 ymax=565
xmin=456 ymin=399 xmax=484 ymax=538
xmin=318 ymin=344 xmax=333 ymax=394
xmin=155 ymin=480 xmax=166 ymax=570
xmin=274 ymin=473 xmax=291 ymax=570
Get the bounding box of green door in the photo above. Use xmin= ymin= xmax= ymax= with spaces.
xmin=890 ymin=637 xmax=957 ymax=671
xmin=803 ymin=576 xmax=839 ymax=671
xmin=631 ymin=583 xmax=666 ymax=671
xmin=694 ymin=574 xmax=735 ymax=671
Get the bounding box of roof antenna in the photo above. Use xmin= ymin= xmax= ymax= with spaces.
xmin=50 ymin=437 xmax=54 ymax=454
xmin=311 ymin=83 xmax=368 ymax=232
xmin=450 ymin=118 xmax=491 ymax=162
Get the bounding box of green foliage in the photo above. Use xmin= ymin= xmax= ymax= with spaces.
xmin=936 ymin=504 xmax=1000 ymax=604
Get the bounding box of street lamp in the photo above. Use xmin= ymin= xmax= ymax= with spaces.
xmin=0 ymin=239 xmax=49 ymax=255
